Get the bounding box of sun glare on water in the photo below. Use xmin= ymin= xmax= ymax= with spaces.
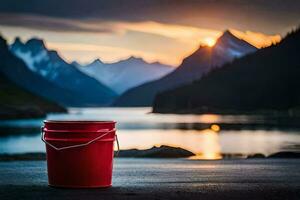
xmin=210 ymin=124 xmax=220 ymax=132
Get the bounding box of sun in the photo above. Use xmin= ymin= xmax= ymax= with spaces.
xmin=204 ymin=37 xmax=216 ymax=47
xmin=210 ymin=124 xmax=220 ymax=132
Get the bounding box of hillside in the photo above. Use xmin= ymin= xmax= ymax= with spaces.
xmin=0 ymin=36 xmax=66 ymax=119
xmin=153 ymin=28 xmax=300 ymax=114
xmin=114 ymin=31 xmax=257 ymax=106
xmin=10 ymin=37 xmax=117 ymax=106
xmin=0 ymin=36 xmax=86 ymax=107
xmin=76 ymin=57 xmax=173 ymax=94
xmin=0 ymin=71 xmax=66 ymax=119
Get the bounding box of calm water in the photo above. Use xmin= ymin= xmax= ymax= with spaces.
xmin=0 ymin=107 xmax=300 ymax=159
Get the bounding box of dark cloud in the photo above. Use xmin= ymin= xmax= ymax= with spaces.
xmin=0 ymin=13 xmax=113 ymax=33
xmin=0 ymin=0 xmax=299 ymax=34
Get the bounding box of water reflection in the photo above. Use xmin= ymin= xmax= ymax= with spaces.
xmin=0 ymin=134 xmax=44 ymax=153
xmin=0 ymin=107 xmax=300 ymax=159
xmin=117 ymin=129 xmax=300 ymax=158
xmin=0 ymin=128 xmax=300 ymax=158
xmin=49 ymin=107 xmax=269 ymax=125
xmin=117 ymin=129 xmax=221 ymax=155
xmin=199 ymin=115 xmax=220 ymax=124
xmin=210 ymin=124 xmax=220 ymax=132
xmin=189 ymin=129 xmax=222 ymax=160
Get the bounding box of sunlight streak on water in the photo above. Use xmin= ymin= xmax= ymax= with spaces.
xmin=188 ymin=129 xmax=222 ymax=160
xmin=0 ymin=107 xmax=300 ymax=159
xmin=0 ymin=128 xmax=300 ymax=157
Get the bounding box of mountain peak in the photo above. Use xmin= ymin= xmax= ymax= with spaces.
xmin=0 ymin=35 xmax=8 ymax=49
xmin=114 ymin=56 xmax=146 ymax=65
xmin=48 ymin=50 xmax=59 ymax=57
xmin=126 ymin=56 xmax=146 ymax=63
xmin=10 ymin=37 xmax=25 ymax=50
xmin=25 ymin=38 xmax=46 ymax=50
xmin=217 ymin=30 xmax=239 ymax=43
xmin=13 ymin=37 xmax=23 ymax=46
xmin=90 ymin=58 xmax=103 ymax=65
xmin=223 ymin=29 xmax=235 ymax=37
xmin=214 ymin=30 xmax=257 ymax=51
xmin=71 ymin=61 xmax=81 ymax=67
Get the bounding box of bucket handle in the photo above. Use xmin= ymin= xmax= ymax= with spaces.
xmin=41 ymin=127 xmax=119 ymax=156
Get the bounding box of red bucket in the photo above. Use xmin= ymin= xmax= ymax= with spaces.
xmin=41 ymin=120 xmax=118 ymax=188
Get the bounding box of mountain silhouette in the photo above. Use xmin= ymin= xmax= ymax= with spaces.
xmin=76 ymin=56 xmax=174 ymax=94
xmin=153 ymin=28 xmax=300 ymax=114
xmin=10 ymin=37 xmax=117 ymax=106
xmin=114 ymin=30 xmax=257 ymax=106
xmin=0 ymin=36 xmax=66 ymax=118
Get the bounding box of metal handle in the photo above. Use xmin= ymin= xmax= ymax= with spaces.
xmin=41 ymin=127 xmax=119 ymax=155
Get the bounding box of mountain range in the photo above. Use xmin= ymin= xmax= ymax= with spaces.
xmin=153 ymin=28 xmax=300 ymax=114
xmin=114 ymin=31 xmax=257 ymax=106
xmin=0 ymin=36 xmax=66 ymax=119
xmin=75 ymin=56 xmax=173 ymax=94
xmin=9 ymin=38 xmax=117 ymax=106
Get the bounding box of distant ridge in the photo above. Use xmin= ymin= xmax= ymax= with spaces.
xmin=153 ymin=28 xmax=300 ymax=114
xmin=76 ymin=56 xmax=174 ymax=94
xmin=0 ymin=36 xmax=66 ymax=119
xmin=114 ymin=30 xmax=257 ymax=106
xmin=9 ymin=37 xmax=117 ymax=106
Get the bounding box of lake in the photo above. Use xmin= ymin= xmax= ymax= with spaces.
xmin=0 ymin=107 xmax=300 ymax=159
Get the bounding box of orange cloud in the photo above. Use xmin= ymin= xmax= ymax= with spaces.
xmin=2 ymin=20 xmax=282 ymax=67
xmin=114 ymin=21 xmax=221 ymax=42
xmin=230 ymin=29 xmax=281 ymax=48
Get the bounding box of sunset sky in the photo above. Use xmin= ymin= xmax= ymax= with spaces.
xmin=0 ymin=0 xmax=299 ymax=66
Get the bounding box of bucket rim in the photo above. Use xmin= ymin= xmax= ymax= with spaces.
xmin=44 ymin=120 xmax=116 ymax=124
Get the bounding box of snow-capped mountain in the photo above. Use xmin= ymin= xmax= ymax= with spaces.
xmin=0 ymin=35 xmax=66 ymax=118
xmin=0 ymin=36 xmax=81 ymax=107
xmin=76 ymin=56 xmax=174 ymax=94
xmin=168 ymin=30 xmax=258 ymax=83
xmin=114 ymin=30 xmax=258 ymax=106
xmin=209 ymin=30 xmax=258 ymax=66
xmin=153 ymin=28 xmax=300 ymax=114
xmin=10 ymin=38 xmax=117 ymax=106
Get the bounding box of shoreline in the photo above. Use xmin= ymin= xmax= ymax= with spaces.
xmin=0 ymin=110 xmax=66 ymax=120
xmin=152 ymin=107 xmax=300 ymax=117
xmin=2 ymin=121 xmax=300 ymax=134
xmin=0 ymin=145 xmax=299 ymax=161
